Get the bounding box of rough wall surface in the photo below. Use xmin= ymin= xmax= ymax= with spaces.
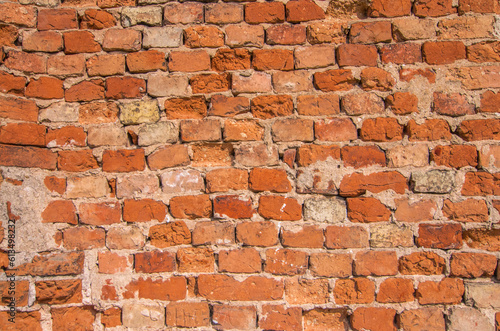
xmin=0 ymin=0 xmax=500 ymax=329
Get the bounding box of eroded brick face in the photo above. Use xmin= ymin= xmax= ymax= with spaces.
xmin=1 ymin=0 xmax=499 ymax=330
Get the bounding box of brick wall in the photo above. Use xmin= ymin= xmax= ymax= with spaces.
xmin=0 ymin=0 xmax=499 ymax=329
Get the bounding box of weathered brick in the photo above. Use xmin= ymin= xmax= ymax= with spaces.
xmin=170 ymin=194 xmax=212 ymax=219
xmin=394 ymin=198 xmax=437 ymax=222
xmin=0 ymin=145 xmax=57 ymax=170
xmin=438 ymin=16 xmax=495 ymax=40
xmin=340 ymin=171 xmax=407 ymax=197
xmin=213 ymin=195 xmax=254 ymax=219
xmin=341 ymin=92 xmax=384 ymax=115
xmin=102 ymin=29 xmax=141 ymax=52
xmin=121 ymin=6 xmax=162 ymax=27
xmin=236 ymin=221 xmax=278 ymax=246
xmin=295 ymin=45 xmax=336 ymax=69
xmin=281 ymin=225 xmax=324 ymax=248
xmin=23 ymin=31 xmax=63 ymax=53
xmin=124 ymin=277 xmax=186 ymax=300
xmin=377 ymin=278 xmax=415 ymax=303
xmin=245 ymin=2 xmax=285 ymax=24
xmin=333 ymin=278 xmax=375 ymax=304
xmin=206 ymin=168 xmax=248 ymax=192
xmin=307 ymin=21 xmax=345 ymax=44
xmin=232 ymin=72 xmax=272 ymax=94
xmin=166 ymin=302 xmax=209 ymax=327
xmin=285 ymin=277 xmax=329 ymax=304
xmin=399 ymin=251 xmax=445 ymax=275
xmin=397 ymin=308 xmax=446 ymax=331
xmin=63 ymin=227 xmax=105 ymax=250
xmin=442 ymin=199 xmax=488 ymax=222
xmin=351 ymin=308 xmax=397 ymax=331
xmin=123 ymin=199 xmax=167 ymax=222
xmin=463 ymin=228 xmax=500 ymax=251
xmin=259 ymin=305 xmax=302 ymax=331
xmin=303 ymin=309 xmax=349 ymax=331
xmin=360 ymin=117 xmax=404 ymax=142
xmin=413 ymin=0 xmax=455 ymax=17
xmin=164 ymin=2 xmax=203 ymax=24
xmin=177 ymin=247 xmax=215 ymax=273
xmin=212 ymin=305 xmax=256 ymax=330
xmin=315 ymin=118 xmax=357 ymax=142
xmin=52 ymin=307 xmax=95 ymax=331
xmin=310 ymin=253 xmax=352 ymax=278
xmin=164 ymin=96 xmax=207 ymax=119
xmin=219 ymin=248 xmax=261 ymax=273
xmin=259 ymin=195 xmax=302 ymax=221
xmin=86 ymin=54 xmax=125 ymax=77
xmin=38 ymin=9 xmax=78 ymax=30
xmin=462 ymin=172 xmax=500 ymax=196
xmin=198 ymin=274 xmax=283 ymax=301
xmin=406 ymin=119 xmax=451 ymax=141
xmin=169 ymin=50 xmax=210 ymax=72
xmin=191 ymin=143 xmax=233 ymax=167
xmin=337 ymin=44 xmax=378 ymax=67
xmin=369 ymin=0 xmax=412 ymax=17
xmin=184 ymin=26 xmax=224 ymax=48
xmin=325 ymin=226 xmax=369 ymax=249
xmin=192 ymin=221 xmax=235 ymax=245
xmin=149 ymin=221 xmax=191 ymax=248
xmin=417 ymin=223 xmax=462 ymax=249
xmin=122 ymin=304 xmax=164 ymax=329
xmin=4 ymin=51 xmax=46 ymax=74
xmin=422 ymin=41 xmax=466 ymax=65
xmin=0 ymin=123 xmax=46 ymax=147
xmin=350 ymin=21 xmax=391 ymax=43
xmin=190 ymin=73 xmax=230 ymax=94
xmin=225 ymin=24 xmax=264 ymax=47
xmin=80 ymin=9 xmax=117 ymax=29
xmin=416 ymin=278 xmax=464 ymax=305
xmin=450 ymin=252 xmax=497 ymax=278
xmin=266 ymin=24 xmax=306 ymax=45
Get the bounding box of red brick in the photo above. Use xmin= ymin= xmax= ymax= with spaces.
xmin=212 ymin=305 xmax=256 ymax=330
xmin=166 ymin=302 xmax=209 ymax=327
xmin=213 ymin=195 xmax=255 ymax=219
xmin=386 ymin=92 xmax=419 ymax=114
xmin=98 ymin=251 xmax=132 ymax=274
xmin=249 ymin=168 xmax=291 ymax=193
xmin=212 ymin=48 xmax=251 ymax=71
xmin=192 ymin=221 xmax=235 ymax=246
xmin=0 ymin=145 xmax=57 ymax=170
xmin=0 ymin=3 xmax=37 ymax=27
xmin=397 ymin=308 xmax=446 ymax=331
xmin=236 ymin=221 xmax=278 ymax=246
xmin=361 ymin=117 xmax=404 ymax=142
xmin=170 ymin=194 xmax=212 ymax=219
xmin=281 ymin=225 xmax=324 ymax=248
xmin=124 ymin=277 xmax=186 ymax=301
xmin=467 ymin=41 xmax=500 ymax=63
xmin=44 ymin=176 xmax=66 ymax=194
xmin=190 ymin=73 xmax=230 ymax=94
xmin=325 ymin=226 xmax=369 ymax=249
xmin=303 ymin=309 xmax=349 ymax=331
xmin=272 ymin=118 xmax=314 ymax=142
xmin=414 ymin=0 xmax=455 ymax=17
xmin=463 ymin=228 xmax=500 ymax=251
xmin=286 ymin=0 xmax=324 ymax=22
xmin=380 ymin=43 xmax=422 ymax=64
xmin=462 ymin=172 xmax=500 ymax=196
xmin=442 ymin=199 xmax=488 ymax=222
xmin=406 ymin=119 xmax=451 ymax=141
xmin=0 ymin=71 xmax=26 ymax=96
xmin=224 ymin=119 xmax=264 ymax=142
xmin=123 ymin=199 xmax=167 ymax=223
xmin=38 ymin=9 xmax=78 ymax=30
xmin=0 ymin=123 xmax=45 ymax=147
xmin=245 ymin=2 xmax=285 ymax=24
xmin=297 ymin=94 xmax=339 ymax=115
xmin=417 ymin=223 xmax=462 ymax=249
xmin=149 ymin=221 xmax=191 ymax=248
xmin=63 ymin=227 xmax=105 ymax=250
xmin=206 ymin=168 xmax=248 ymax=192
xmin=433 ymin=92 xmax=475 ymax=117
xmin=351 ymin=307 xmax=397 ymax=331
xmin=431 ymin=145 xmax=477 ymax=169
xmin=480 ymin=91 xmax=500 ymax=113
xmin=47 ymin=54 xmax=85 ymax=77
xmin=334 ymin=278 xmax=375 ymax=304
xmin=42 ymin=200 xmax=77 ymax=225
xmin=297 ymin=144 xmax=340 ymax=166
xmin=180 ymin=119 xmax=221 ymax=142
xmin=369 ymin=0 xmax=412 ymax=17
xmin=457 ymin=119 xmax=500 ymax=141
xmin=169 ymin=50 xmax=210 ymax=72
xmin=416 ymin=278 xmax=464 ymax=305
xmin=102 ymin=29 xmax=141 ymax=52
xmin=135 ymin=251 xmax=175 ymax=273
xmin=282 ymin=149 xmax=295 ymax=167
xmin=164 ymin=96 xmax=207 ymax=119
xmin=350 ymin=21 xmax=392 ymax=44
xmin=178 ymin=247 xmax=215 ymax=273
xmin=0 ymin=24 xmax=18 ymax=49
xmin=232 ymin=72 xmax=273 ymax=93
xmin=266 ymin=24 xmax=306 ymax=45
xmin=314 ymin=69 xmax=356 ymax=91
xmin=80 ymin=9 xmax=117 ymax=29
xmin=340 ymin=171 xmax=407 ymax=197
xmin=422 ymin=41 xmax=466 ymax=65
xmin=52 ymin=307 xmax=95 ymax=331
xmin=126 ymin=50 xmax=166 ymax=73
xmin=361 ymin=68 xmax=396 ymax=91
xmin=210 ymin=95 xmax=249 ymax=118
xmin=252 ymin=49 xmax=294 ymax=71
xmin=63 ymin=31 xmax=101 ymax=54
xmin=25 ymin=77 xmax=63 ymax=100
xmin=354 ymin=251 xmax=398 ymax=276
xmin=450 ymin=252 xmax=498 ymax=278
xmin=286 ymin=277 xmax=329 ymax=305
xmin=35 ymin=279 xmax=81 ymax=305
xmin=259 ymin=195 xmax=302 ymax=221
xmin=147 ymin=145 xmax=190 ymax=170
xmin=377 ymin=278 xmax=415 ymax=303
xmin=4 ymin=50 xmax=46 ymax=74
xmin=219 ymin=248 xmax=262 ymax=273
xmin=342 ymin=92 xmax=384 ymax=115
xmin=347 ymin=197 xmax=391 ymax=223
xmin=198 ymin=274 xmax=283 ymax=301
xmin=86 ymin=54 xmax=125 ymax=77
xmin=14 ymin=251 xmax=84 ymax=277
xmin=65 ymin=80 xmax=105 ymax=102
xmin=184 ymin=26 xmax=224 ymax=48
xmin=394 ymin=199 xmax=437 ymax=222
xmin=205 ymin=3 xmax=243 ymax=24
xmin=105 ymin=77 xmax=146 ymax=99
xmin=341 ymin=146 xmax=386 ymax=168
xmin=307 ymin=21 xmax=346 ymax=44
xmin=225 ymin=24 xmax=265 ymax=47
xmin=191 ymin=143 xmax=233 ymax=167
xmin=337 ymin=44 xmax=378 ymax=67
xmin=399 ymin=252 xmax=446 ymax=275
xmin=310 ymin=253 xmax=352 ymax=278
xmin=102 ymin=149 xmax=144 ymax=172
xmin=250 ymin=95 xmax=293 ymax=119
xmin=295 ymin=45 xmax=336 ymax=69
xmin=23 ymin=31 xmax=63 ymax=53
xmin=101 ymin=308 xmax=121 ymax=328
xmin=259 ymin=305 xmax=302 ymax=331
xmin=58 ymin=150 xmax=98 ymax=172
xmin=79 ymin=202 xmax=120 ymax=225
xmin=164 ymin=2 xmax=203 ymax=24
xmin=315 ymin=118 xmax=357 ymax=142
xmin=234 ymin=143 xmax=278 ymax=167
xmin=400 ymin=67 xmax=436 ymax=83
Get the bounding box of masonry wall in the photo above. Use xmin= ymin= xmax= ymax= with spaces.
xmin=0 ymin=0 xmax=499 ymax=329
